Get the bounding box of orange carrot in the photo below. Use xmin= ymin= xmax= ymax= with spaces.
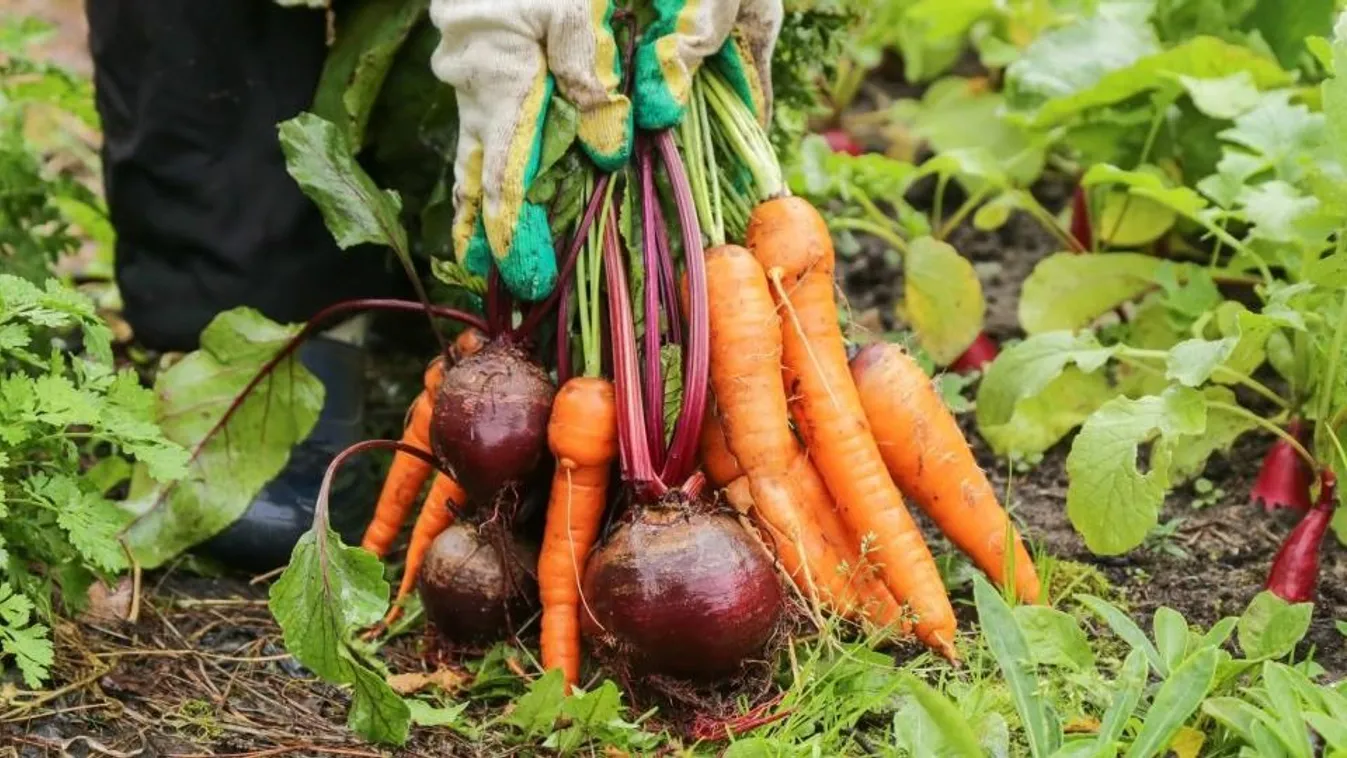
xmin=703 ymin=245 xmax=903 ymax=628
xmin=379 ymin=472 xmax=465 ymax=627
xmin=361 ymin=391 xmax=437 ymax=557
xmin=851 ymin=342 xmax=1042 ymax=604
xmin=748 ymin=196 xmax=957 ymax=658
xmin=539 ymin=377 xmax=618 ymax=690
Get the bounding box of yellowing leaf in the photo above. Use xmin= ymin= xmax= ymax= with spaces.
xmin=1169 ymin=725 xmax=1206 ymax=758
xmin=1096 ymin=190 xmax=1177 ymax=247
xmin=1019 ymin=252 xmax=1167 ymax=334
xmin=901 ymin=237 xmax=985 ymax=365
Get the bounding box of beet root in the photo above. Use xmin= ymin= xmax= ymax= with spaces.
xmin=580 ymin=505 xmax=783 ymax=682
xmin=949 ymin=332 xmax=1000 ymax=374
xmin=418 ymin=522 xmax=539 ymax=645
xmin=431 ymin=341 xmax=555 ymax=501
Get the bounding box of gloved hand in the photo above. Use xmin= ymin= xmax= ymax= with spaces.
xmin=634 ymin=0 xmax=783 ymax=131
xmin=429 ymin=0 xmax=632 ymax=302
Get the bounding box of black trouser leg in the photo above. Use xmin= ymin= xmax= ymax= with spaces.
xmin=86 ymin=0 xmax=399 ymax=353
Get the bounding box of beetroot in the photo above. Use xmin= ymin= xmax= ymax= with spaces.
xmin=949 ymin=332 xmax=1000 ymax=374
xmin=418 ymin=522 xmax=538 ymax=645
xmin=822 ymin=128 xmax=863 ymax=156
xmin=1253 ymin=420 xmax=1314 ymax=513
xmin=431 ymin=340 xmax=555 ymax=501
xmin=580 ymin=503 xmax=783 ymax=681
xmin=1265 ymin=470 xmax=1337 ymax=604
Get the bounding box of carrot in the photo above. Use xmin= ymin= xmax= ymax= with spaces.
xmin=748 ymin=196 xmax=957 ymax=658
xmin=851 ymin=342 xmax=1041 ymax=604
xmin=378 ymin=472 xmax=465 ymax=628
xmin=703 ymin=245 xmax=903 ymax=628
xmin=359 ymin=332 xmax=482 ymax=558
xmin=539 ymin=376 xmax=618 ymax=690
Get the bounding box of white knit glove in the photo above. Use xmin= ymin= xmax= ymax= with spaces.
xmin=429 ymin=0 xmax=632 ymax=301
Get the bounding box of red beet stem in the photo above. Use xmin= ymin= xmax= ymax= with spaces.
xmin=1265 ymin=469 xmax=1338 ymax=604
xmin=1069 ymin=183 xmax=1092 ymax=252
xmin=949 ymin=332 xmax=1000 ymax=374
xmin=640 ymin=142 xmax=667 ymax=468
xmin=1253 ymin=419 xmax=1314 ymax=513
xmin=514 ymin=173 xmax=612 ymax=338
xmin=655 ymin=131 xmax=709 ymax=487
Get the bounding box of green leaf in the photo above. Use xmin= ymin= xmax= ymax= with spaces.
xmin=1237 ymin=591 xmax=1314 ymax=660
xmin=1081 ymin=164 xmax=1209 ymax=217
xmin=1217 ymin=92 xmax=1325 ymax=184
xmin=120 ymin=308 xmax=324 ymax=568
xmin=1019 ymin=253 xmax=1167 ymax=334
xmin=1338 ymin=620 xmax=1347 ymax=638
xmin=974 ymin=575 xmax=1061 ymax=757
xmin=1123 ymin=647 xmax=1220 ymax=758
xmin=898 ymin=77 xmax=1046 ymax=186
xmin=787 ymin=135 xmax=919 ymax=205
xmin=406 ymin=699 xmax=470 ymax=729
xmin=1078 ymin=594 xmax=1166 ymax=674
xmin=1153 ymin=607 xmax=1191 ymax=674
xmin=0 ymin=582 xmax=53 ymax=687
xmin=1244 ymin=0 xmax=1334 ymax=69
xmin=1168 ymin=387 xmax=1260 ymax=483
xmin=1178 ymin=71 xmax=1264 ymax=119
xmin=269 ymin=526 xmax=409 ymax=745
xmin=1066 ymin=386 xmax=1208 ymax=555
xmin=1095 ymin=191 xmax=1177 ymax=247
xmin=1005 ymin=15 xmax=1159 ymax=111
xmin=310 ymin=0 xmax=430 ymax=148
xmin=430 ymin=259 xmax=488 ymax=296
xmin=1012 ymin=605 xmax=1096 ymax=671
xmin=508 ymin=668 xmax=567 ymax=736
xmin=1237 ymin=181 xmax=1323 ymax=244
xmin=1322 ymin=12 xmax=1347 ymax=172
xmin=278 ymin=112 xmax=408 ymax=253
xmin=976 ymin=332 xmax=1116 ymax=456
xmin=898 ymin=674 xmax=986 ymax=758
xmin=535 ymin=98 xmax=579 ymax=183
xmin=1166 ymin=337 xmax=1239 ymax=386
xmin=902 ymin=238 xmax=985 ymax=365
xmin=1031 ymin=37 xmax=1291 ymax=127
xmin=1091 ymin=648 xmax=1149 ymax=756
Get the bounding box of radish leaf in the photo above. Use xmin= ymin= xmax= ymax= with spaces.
xmin=1019 ymin=253 xmax=1169 ymax=334
xmin=1011 ymin=605 xmax=1095 ymax=671
xmin=1166 ymin=337 xmax=1239 ymax=386
xmin=901 ymin=237 xmax=984 ymax=365
xmin=1169 ymin=387 xmax=1259 ymax=484
xmin=1177 ymin=71 xmax=1262 ymax=119
xmin=1066 ymin=386 xmax=1207 ymax=555
xmin=1004 ymin=15 xmax=1158 ymax=112
xmin=120 ymin=308 xmax=323 ymax=568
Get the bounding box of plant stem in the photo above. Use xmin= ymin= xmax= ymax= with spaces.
xmin=515 ymin=172 xmax=612 ymax=337
xmin=829 ymin=217 xmax=909 ymax=256
xmin=641 ymin=141 xmax=667 ymax=467
xmin=1021 ymin=191 xmax=1086 ymax=253
xmin=937 ymin=187 xmax=990 ymax=240
xmin=932 ymin=173 xmax=949 ymax=234
xmin=1208 ymin=401 xmax=1317 ymax=470
xmin=1119 ymin=347 xmax=1288 ymax=410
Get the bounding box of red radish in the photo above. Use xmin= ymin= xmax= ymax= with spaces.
xmin=1069 ymin=184 xmax=1091 ymax=252
xmin=430 ymin=341 xmax=556 ymax=501
xmin=822 ymin=128 xmax=863 ymax=156
xmin=949 ymin=332 xmax=1000 ymax=374
xmin=1252 ymin=420 xmax=1314 ymax=513
xmin=418 ymin=521 xmax=539 ymax=645
xmin=580 ymin=501 xmax=783 ymax=680
xmin=1265 ymin=470 xmax=1337 ymax=604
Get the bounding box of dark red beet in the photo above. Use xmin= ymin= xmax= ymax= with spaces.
xmin=1252 ymin=420 xmax=1314 ymax=513
xmin=418 ymin=522 xmax=538 ymax=645
xmin=580 ymin=505 xmax=783 ymax=681
xmin=822 ymin=128 xmax=863 ymax=156
xmin=431 ymin=341 xmax=555 ymax=500
xmin=1266 ymin=470 xmax=1337 ymax=604
xmin=1069 ymin=183 xmax=1092 ymax=252
xmin=949 ymin=332 xmax=1000 ymax=374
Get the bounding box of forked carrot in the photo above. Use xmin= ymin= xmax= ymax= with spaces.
xmin=703 ymin=245 xmax=902 ymax=628
xmin=748 ymin=196 xmax=957 ymax=658
xmin=851 ymin=342 xmax=1041 ymax=604
xmin=539 ymin=376 xmax=618 ymax=690
xmin=379 ymin=472 xmax=465 ymax=628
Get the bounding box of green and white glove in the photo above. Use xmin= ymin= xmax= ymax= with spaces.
xmin=634 ymin=0 xmax=783 ymax=131
xmin=429 ymin=0 xmax=632 ymax=302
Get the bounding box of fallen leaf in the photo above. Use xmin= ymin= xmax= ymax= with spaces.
xmin=386 ymin=667 xmax=469 ymax=696
xmin=80 ymin=577 xmax=134 ymax=625
xmin=1063 ymin=716 xmax=1101 ymax=733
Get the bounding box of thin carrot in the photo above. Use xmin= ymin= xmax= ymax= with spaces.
xmin=748 ymin=196 xmax=957 ymax=659
xmin=379 ymin=472 xmax=465 ymax=628
xmin=539 ymin=376 xmax=618 ymax=691
xmin=851 ymin=343 xmax=1042 ymax=603
xmin=703 ymin=245 xmax=903 ymax=628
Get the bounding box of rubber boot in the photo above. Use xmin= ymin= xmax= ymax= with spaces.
xmin=196 ymin=336 xmax=378 ymax=574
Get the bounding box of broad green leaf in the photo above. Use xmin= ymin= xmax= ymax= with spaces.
xmin=406 ymin=700 xmax=470 ymax=729
xmin=902 ymin=237 xmax=985 ymax=365
xmin=1322 ymin=12 xmax=1347 ymax=172
xmin=1153 ymin=607 xmax=1190 ymax=674
xmin=1169 ymin=387 xmax=1260 ymax=483
xmin=120 ymin=308 xmax=324 ymax=567
xmin=899 ymin=77 xmax=1046 ymax=186
xmin=1237 ymin=591 xmax=1314 ymax=660
xmin=980 ymin=368 xmax=1117 ymax=457
xmin=975 ymin=575 xmax=1062 ymax=757
xmin=1091 ymin=649 xmax=1148 ymax=758
xmin=1005 ymin=15 xmax=1159 ymax=111
xmin=1078 ymin=594 xmax=1165 ymax=673
xmin=310 ymin=0 xmax=429 ymax=148
xmin=1237 ymin=181 xmax=1324 ymax=244
xmin=976 ymin=331 xmax=1117 ymax=455
xmin=269 ymin=526 xmax=409 ymax=744
xmin=1013 ymin=605 xmax=1096 ymax=671
xmin=1244 ymin=0 xmax=1334 ymax=69
xmin=1081 ymin=164 xmax=1209 ymax=217
xmin=1031 ymin=37 xmax=1291 ymax=127
xmin=1095 ymin=191 xmax=1176 ymax=247
xmin=1262 ymin=662 xmax=1315 ymax=758
xmin=430 ymin=259 xmax=488 ymax=296
xmin=1066 ymin=386 xmax=1207 ymax=555
xmin=788 ymin=135 xmax=918 ymax=204
xmin=1201 ymin=697 xmax=1267 ymax=744
xmin=508 ymin=669 xmax=567 ymax=736
xmin=279 ymin=112 xmax=409 ymax=253
xmin=1124 ymin=647 xmax=1220 ymax=758
xmin=1178 ymin=71 xmax=1263 ymax=119
xmin=898 ymin=674 xmax=986 ymax=758
xmin=1019 ymin=253 xmax=1166 ymax=334
xmin=1218 ymin=92 xmax=1326 ymax=184
xmin=1166 ymin=337 xmax=1239 ymax=386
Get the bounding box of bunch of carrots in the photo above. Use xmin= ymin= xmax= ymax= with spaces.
xmin=342 ymin=64 xmax=1043 ymax=696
